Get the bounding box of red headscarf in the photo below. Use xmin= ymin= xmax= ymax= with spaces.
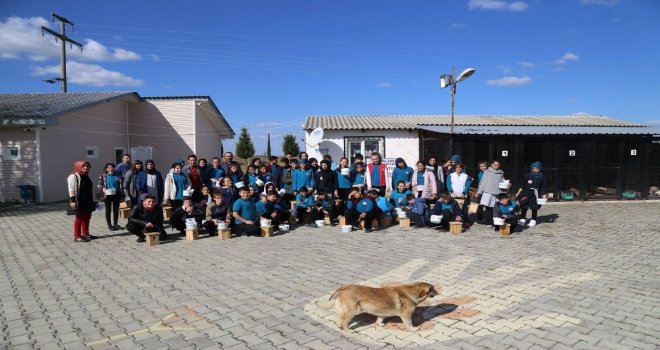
xmin=73 ymin=161 xmax=91 ymax=175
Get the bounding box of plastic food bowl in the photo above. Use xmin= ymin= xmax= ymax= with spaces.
xmin=493 ymin=217 xmax=505 ymax=226
xmin=234 ymin=181 xmax=245 ymax=189
xmin=315 ymin=220 xmax=325 ymax=227
xmin=430 ymin=215 xmax=442 ymax=224
xmin=217 ymin=222 xmax=228 ymax=230
xmin=341 ymin=225 xmax=352 ymax=233
xmin=279 ymin=224 xmax=289 ymax=232
xmin=536 ymin=198 xmax=548 ymax=205
xmin=260 ymin=219 xmax=271 ymax=227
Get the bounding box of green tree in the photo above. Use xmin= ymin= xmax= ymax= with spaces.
xmin=235 ymin=127 xmax=255 ymax=162
xmin=282 ymin=133 xmax=300 ymax=157
xmin=266 ymin=133 xmax=272 ymax=159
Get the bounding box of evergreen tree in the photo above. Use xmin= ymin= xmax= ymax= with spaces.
xmin=235 ymin=127 xmax=255 ymax=162
xmin=282 ymin=133 xmax=300 ymax=157
xmin=266 ymin=133 xmax=272 ymax=159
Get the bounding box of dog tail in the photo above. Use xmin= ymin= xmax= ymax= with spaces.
xmin=315 ymin=290 xmax=337 ymax=310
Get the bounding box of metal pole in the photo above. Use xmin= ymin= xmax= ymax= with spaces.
xmin=60 ymin=20 xmax=67 ymax=92
xmin=450 ymin=67 xmax=456 ymax=154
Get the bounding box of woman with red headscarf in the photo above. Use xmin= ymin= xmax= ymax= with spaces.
xmin=67 ymin=161 xmax=96 ymax=242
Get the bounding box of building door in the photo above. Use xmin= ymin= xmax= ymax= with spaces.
xmin=114 ymin=148 xmax=126 ymax=165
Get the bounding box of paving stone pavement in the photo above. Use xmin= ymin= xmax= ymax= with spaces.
xmin=0 ymin=201 xmax=659 ymax=349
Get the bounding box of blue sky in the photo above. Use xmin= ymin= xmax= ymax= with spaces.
xmin=1 ymin=0 xmax=659 ymax=154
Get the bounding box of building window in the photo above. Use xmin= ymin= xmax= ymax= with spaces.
xmin=3 ymin=146 xmax=20 ymax=160
xmin=86 ymin=146 xmax=98 ymax=159
xmin=344 ymin=136 xmax=385 ymax=162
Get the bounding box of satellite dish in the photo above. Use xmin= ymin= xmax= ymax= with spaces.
xmin=306 ymin=127 xmax=324 ymax=146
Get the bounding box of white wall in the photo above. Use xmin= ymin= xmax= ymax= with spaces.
xmin=305 ymin=129 xmax=420 ymax=165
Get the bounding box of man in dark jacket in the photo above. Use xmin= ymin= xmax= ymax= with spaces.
xmin=126 ymin=195 xmax=167 ymax=243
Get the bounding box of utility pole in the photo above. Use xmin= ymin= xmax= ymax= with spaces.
xmin=41 ymin=13 xmax=83 ymax=93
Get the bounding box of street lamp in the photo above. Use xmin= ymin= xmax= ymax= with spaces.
xmin=440 ymin=67 xmax=476 ymax=153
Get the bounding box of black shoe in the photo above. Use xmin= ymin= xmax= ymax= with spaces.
xmin=365 ymin=228 xmax=373 ymax=233
xmin=113 ymin=225 xmax=123 ymax=230
xmin=136 ymin=236 xmax=146 ymax=243
xmin=74 ymin=237 xmax=89 ymax=242
xmin=108 ymin=225 xmax=118 ymax=231
xmin=88 ymin=234 xmax=98 ymax=240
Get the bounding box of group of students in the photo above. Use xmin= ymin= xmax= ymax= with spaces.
xmin=66 ymin=150 xmax=548 ymax=242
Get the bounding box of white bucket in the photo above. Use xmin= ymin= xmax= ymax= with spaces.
xmin=278 ymin=189 xmax=286 ymax=196
xmin=279 ymin=224 xmax=290 ymax=232
xmin=493 ymin=217 xmax=505 ymax=225
xmin=260 ymin=219 xmax=271 ymax=227
xmin=255 ymin=179 xmax=264 ymax=186
xmin=536 ymin=198 xmax=548 ymax=205
xmin=397 ymin=210 xmax=407 ymax=218
xmin=104 ymin=188 xmax=116 ymax=195
xmin=235 ymin=181 xmax=245 ymax=189
xmin=430 ymin=215 xmax=442 ymax=224
xmin=183 ymin=190 xmax=193 ymax=197
xmin=341 ymin=168 xmax=350 ymax=176
xmin=341 ymin=225 xmax=352 ymax=233
xmin=315 ymin=220 xmax=325 ymax=227
xmin=217 ymin=222 xmax=228 ymax=230
xmin=498 ymin=180 xmax=510 ymax=190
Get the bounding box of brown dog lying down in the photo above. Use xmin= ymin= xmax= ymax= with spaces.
xmin=317 ymin=282 xmax=438 ymax=332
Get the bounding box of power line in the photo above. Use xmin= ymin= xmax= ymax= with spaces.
xmin=40 ymin=13 xmax=83 ymax=92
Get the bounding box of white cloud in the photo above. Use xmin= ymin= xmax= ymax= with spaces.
xmin=468 ymin=0 xmax=529 ymax=11
xmin=31 ymin=61 xmax=143 ymax=87
xmin=150 ymin=54 xmax=160 ymax=61
xmin=486 ymin=76 xmax=532 ymax=86
xmin=0 ymin=16 xmax=140 ymax=62
xmin=555 ymin=52 xmax=580 ymax=64
xmin=255 ymin=121 xmax=284 ymax=127
xmin=518 ymin=61 xmax=536 ymax=68
xmin=377 ymin=82 xmax=393 ymax=88
xmin=497 ymin=65 xmax=513 ymax=73
xmin=580 ymin=0 xmax=620 ymax=6
xmin=451 ymin=22 xmax=466 ymax=28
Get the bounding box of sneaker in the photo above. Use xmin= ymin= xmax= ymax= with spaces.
xmin=74 ymin=237 xmax=89 ymax=242
xmin=113 ymin=225 xmax=124 ymax=230
xmin=365 ymin=228 xmax=373 ymax=233
xmin=87 ymin=234 xmax=98 ymax=240
xmin=518 ymin=219 xmax=526 ymax=226
xmin=136 ymin=236 xmax=146 ymax=243
xmin=108 ymin=225 xmax=118 ymax=231
xmin=528 ymin=219 xmax=537 ymax=227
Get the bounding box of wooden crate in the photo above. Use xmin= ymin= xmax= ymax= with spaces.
xmin=449 ymin=221 xmax=462 ymax=235
xmin=145 ymin=232 xmax=160 ymax=246
xmin=219 ymin=228 xmax=231 ymax=240
xmin=185 ymin=228 xmax=199 ymax=240
xmin=499 ymin=224 xmax=511 ymax=237
xmin=338 ymin=216 xmax=347 ymax=226
xmin=162 ymin=206 xmax=172 ymax=219
xmin=119 ymin=208 xmax=130 ymax=219
xmin=399 ymin=217 xmax=411 ymax=228
xmin=260 ymin=226 xmax=273 ymax=238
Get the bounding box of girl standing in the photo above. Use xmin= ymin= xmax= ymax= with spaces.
xmin=163 ymin=162 xmax=191 ymax=211
xmin=412 ymin=161 xmax=437 ymax=202
xmin=515 ymin=161 xmax=547 ymax=228
xmin=476 ymin=160 xmax=507 ymax=225
xmin=122 ymin=160 xmax=142 ymax=206
xmin=67 ymin=161 xmax=95 ymax=242
xmin=98 ymin=163 xmax=123 ymax=231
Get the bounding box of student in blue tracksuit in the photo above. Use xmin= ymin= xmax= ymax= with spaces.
xmin=351 ymin=162 xmax=367 ymax=193
xmin=292 ymin=159 xmax=315 ymax=195
xmin=430 ymin=193 xmax=463 ymax=230
xmin=391 ymin=158 xmax=414 ymax=190
xmin=203 ymin=157 xmax=225 ymax=188
xmin=446 ymin=163 xmax=472 ymax=222
xmin=404 ymin=193 xmax=429 ymax=227
xmin=390 ymin=181 xmax=413 ymax=208
xmin=345 ymin=186 xmax=377 ymax=232
xmin=493 ymin=193 xmax=519 ymax=232
xmin=294 ymin=186 xmax=316 ymax=226
xmin=232 ymin=187 xmax=260 ymax=236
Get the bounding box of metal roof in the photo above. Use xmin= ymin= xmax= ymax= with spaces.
xmin=0 ymin=92 xmax=139 ymax=119
xmin=142 ymin=95 xmax=234 ymax=137
xmin=303 ymin=115 xmax=643 ymax=130
xmin=418 ymin=125 xmax=660 ymax=135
